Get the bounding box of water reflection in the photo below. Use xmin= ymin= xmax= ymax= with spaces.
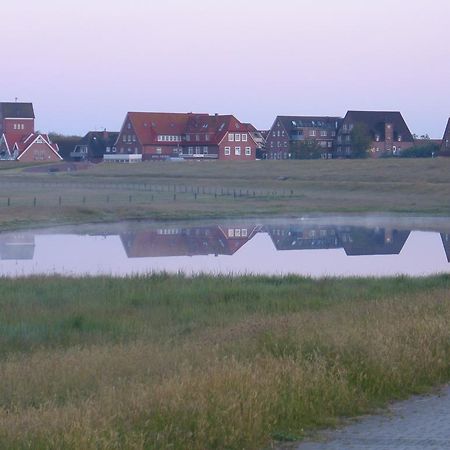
xmin=0 ymin=217 xmax=449 ymax=277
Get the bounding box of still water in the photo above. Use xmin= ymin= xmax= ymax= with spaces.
xmin=1 ymin=216 xmax=450 ymax=277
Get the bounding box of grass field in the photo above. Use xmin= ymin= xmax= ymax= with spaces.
xmin=1 ymin=275 xmax=450 ymax=449
xmin=0 ymin=158 xmax=450 ymax=229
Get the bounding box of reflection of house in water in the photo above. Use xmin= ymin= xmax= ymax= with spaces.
xmin=267 ymin=226 xmax=340 ymax=250
xmin=266 ymin=225 xmax=410 ymax=256
xmin=120 ymin=225 xmax=259 ymax=258
xmin=441 ymin=234 xmax=450 ymax=262
xmin=339 ymin=228 xmax=410 ymax=256
xmin=0 ymin=233 xmax=35 ymax=260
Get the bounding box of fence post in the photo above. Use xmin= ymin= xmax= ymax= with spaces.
xmin=173 ymin=193 xmax=176 ymax=201
xmin=7 ymin=197 xmax=10 ymax=206
xmin=194 ymin=192 xmax=197 ymax=200
xmin=33 ymin=197 xmax=37 ymax=207
xmin=59 ymin=196 xmax=62 ymax=206
xmin=82 ymin=196 xmax=86 ymax=204
xmin=129 ymin=195 xmax=132 ymax=203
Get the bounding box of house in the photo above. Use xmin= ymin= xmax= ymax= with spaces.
xmin=335 ymin=111 xmax=414 ymax=158
xmin=265 ymin=116 xmax=342 ymax=159
xmin=120 ymin=224 xmax=259 ymax=258
xmin=0 ymin=102 xmax=62 ymax=162
xmin=71 ymin=130 xmax=119 ymax=162
xmin=440 ymin=118 xmax=450 ymax=156
xmin=107 ymin=111 xmax=258 ymax=162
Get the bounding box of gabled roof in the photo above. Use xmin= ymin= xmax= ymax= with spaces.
xmin=441 ymin=118 xmax=450 ymax=142
xmin=127 ymin=112 xmax=193 ymax=145
xmin=4 ymin=132 xmax=62 ymax=160
xmin=78 ymin=131 xmax=119 ymax=158
xmin=343 ymin=111 xmax=414 ymax=142
xmin=276 ymin=116 xmax=342 ymax=132
xmin=0 ymin=102 xmax=35 ymax=119
xmin=185 ymin=114 xmax=246 ymax=144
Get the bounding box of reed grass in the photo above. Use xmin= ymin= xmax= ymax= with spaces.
xmin=1 ymin=275 xmax=450 ymax=448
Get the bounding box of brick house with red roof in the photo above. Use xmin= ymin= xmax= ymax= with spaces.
xmin=107 ymin=112 xmax=258 ymax=161
xmin=0 ymin=102 xmax=62 ymax=162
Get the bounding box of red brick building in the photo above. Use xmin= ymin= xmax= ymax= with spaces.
xmin=441 ymin=118 xmax=450 ymax=156
xmin=108 ymin=112 xmax=258 ymax=161
xmin=0 ymin=102 xmax=62 ymax=162
xmin=265 ymin=116 xmax=342 ymax=159
xmin=335 ymin=111 xmax=415 ymax=158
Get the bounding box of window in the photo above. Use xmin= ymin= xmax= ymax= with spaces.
xmin=235 ymin=133 xmax=241 ymax=142
xmin=195 ymin=135 xmax=200 ymax=141
xmin=156 ymin=148 xmax=162 ymax=154
xmin=228 ymin=229 xmax=234 ymax=237
xmin=13 ymin=124 xmax=17 ymax=130
xmin=242 ymin=134 xmax=247 ymax=142
xmin=122 ymin=135 xmax=126 ymax=142
xmin=224 ymin=146 xmax=231 ymax=156
xmin=132 ymin=135 xmax=136 ymax=142
xmin=310 ymin=130 xmax=316 ymax=137
xmin=398 ymin=135 xmax=402 ymax=142
xmin=242 ymin=229 xmax=248 ymax=237
xmin=186 ymin=134 xmax=191 ymax=141
xmin=228 ymin=133 xmax=234 ymax=142
xmin=203 ymin=146 xmax=208 ymax=154
xmin=127 ymin=123 xmax=131 ymax=129
xmin=235 ymin=146 xmax=241 ymax=155
xmin=320 ymin=130 xmax=327 ymax=137
xmin=245 ymin=147 xmax=251 ymax=156
xmin=205 ymin=134 xmax=210 ymax=141
xmin=195 ymin=146 xmax=201 ymax=154
xmin=375 ymin=135 xmax=380 ymax=142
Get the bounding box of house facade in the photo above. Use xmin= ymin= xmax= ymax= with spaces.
xmin=0 ymin=102 xmax=62 ymax=162
xmin=335 ymin=111 xmax=415 ymax=158
xmin=108 ymin=112 xmax=258 ymax=162
xmin=440 ymin=118 xmax=450 ymax=156
xmin=265 ymin=116 xmax=342 ymax=159
xmin=71 ymin=130 xmax=119 ymax=162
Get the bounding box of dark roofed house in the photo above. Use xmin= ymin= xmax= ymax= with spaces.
xmin=335 ymin=111 xmax=415 ymax=158
xmin=440 ymin=118 xmax=450 ymax=156
xmin=71 ymin=130 xmax=119 ymax=162
xmin=265 ymin=116 xmax=342 ymax=159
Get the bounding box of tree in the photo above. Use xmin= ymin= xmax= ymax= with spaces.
xmin=290 ymin=140 xmax=323 ymax=159
xmin=350 ymin=123 xmax=371 ymax=158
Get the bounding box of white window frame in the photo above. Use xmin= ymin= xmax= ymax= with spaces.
xmin=245 ymin=146 xmax=251 ymax=156
xmin=224 ymin=146 xmax=231 ymax=156
xmin=242 ymin=134 xmax=247 ymax=142
xmin=234 ymin=146 xmax=241 ymax=156
xmin=235 ymin=133 xmax=241 ymax=142
xmin=228 ymin=133 xmax=234 ymax=142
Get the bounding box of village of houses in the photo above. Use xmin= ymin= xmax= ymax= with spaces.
xmin=0 ymin=101 xmax=449 ymax=163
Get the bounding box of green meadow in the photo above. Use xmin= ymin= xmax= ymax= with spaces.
xmin=1 ymin=275 xmax=450 ymax=449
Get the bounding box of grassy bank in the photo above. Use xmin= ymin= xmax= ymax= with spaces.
xmin=1 ymin=275 xmax=450 ymax=448
xmin=1 ymin=158 xmax=450 ymax=229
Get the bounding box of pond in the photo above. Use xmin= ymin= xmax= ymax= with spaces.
xmin=1 ymin=215 xmax=450 ymax=277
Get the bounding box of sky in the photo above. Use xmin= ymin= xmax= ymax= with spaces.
xmin=1 ymin=0 xmax=449 ymax=137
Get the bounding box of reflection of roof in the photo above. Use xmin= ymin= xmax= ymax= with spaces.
xmin=120 ymin=225 xmax=259 ymax=258
xmin=441 ymin=234 xmax=450 ymax=262
xmin=267 ymin=227 xmax=340 ymax=250
xmin=339 ymin=228 xmax=410 ymax=256
xmin=0 ymin=234 xmax=35 ymax=260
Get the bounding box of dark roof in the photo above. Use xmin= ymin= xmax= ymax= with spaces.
xmin=277 ymin=116 xmax=342 ymax=132
xmin=441 ymin=118 xmax=450 ymax=143
xmin=343 ymin=111 xmax=414 ymax=142
xmin=0 ymin=102 xmax=35 ymax=119
xmin=441 ymin=234 xmax=450 ymax=263
xmin=78 ymin=131 xmax=119 ymax=158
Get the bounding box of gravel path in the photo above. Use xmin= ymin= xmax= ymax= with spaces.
xmin=296 ymin=385 xmax=450 ymax=450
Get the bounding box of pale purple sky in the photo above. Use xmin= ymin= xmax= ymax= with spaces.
xmin=2 ymin=0 xmax=449 ymax=137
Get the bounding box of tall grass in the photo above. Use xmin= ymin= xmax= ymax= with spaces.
xmin=1 ymin=275 xmax=450 ymax=448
